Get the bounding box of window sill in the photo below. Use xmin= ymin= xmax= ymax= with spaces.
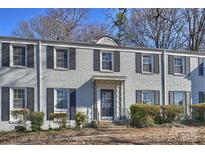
xmin=54 ymin=67 xmax=70 ymax=71
xmin=11 ymin=65 xmax=27 ymax=69
xmin=100 ymin=70 xmax=114 ymax=73
xmin=141 ymin=72 xmax=154 ymax=75
xmin=173 ymin=73 xmax=185 ymax=77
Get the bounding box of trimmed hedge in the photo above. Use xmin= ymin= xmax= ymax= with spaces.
xmin=161 ymin=105 xmax=184 ymax=123
xmin=31 ymin=112 xmax=44 ymax=132
xmin=130 ymin=104 xmax=161 ymax=127
xmin=191 ymin=103 xmax=205 ymax=121
xmin=130 ymin=104 xmax=185 ymax=128
xmin=50 ymin=113 xmax=67 ymax=128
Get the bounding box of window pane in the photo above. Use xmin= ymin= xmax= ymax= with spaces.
xmin=143 ymin=56 xmax=152 ymax=72
xmin=174 ymin=92 xmax=184 ymax=106
xmin=142 ymin=91 xmax=154 ymax=104
xmin=102 ymin=52 xmax=112 ymax=70
xmin=13 ymin=46 xmax=26 ymax=66
xmin=174 ymin=58 xmax=183 ymax=74
xmin=13 ymin=89 xmax=25 ymax=109
xmin=56 ymin=90 xmax=68 ymax=109
xmin=56 ymin=49 xmax=68 ymax=68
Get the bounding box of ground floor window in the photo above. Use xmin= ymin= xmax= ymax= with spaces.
xmin=169 ymin=91 xmax=185 ymax=106
xmin=13 ymin=89 xmax=25 ymax=109
xmin=55 ymin=89 xmax=69 ymax=112
xmin=142 ymin=91 xmax=154 ymax=104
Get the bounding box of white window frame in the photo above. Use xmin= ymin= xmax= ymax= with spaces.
xmin=142 ymin=90 xmax=155 ymax=104
xmin=100 ymin=51 xmax=114 ymax=72
xmin=141 ymin=54 xmax=153 ymax=73
xmin=54 ymin=88 xmax=70 ymax=113
xmin=10 ymin=88 xmax=27 ymax=122
xmin=10 ymin=44 xmax=27 ymax=68
xmin=54 ymin=48 xmax=69 ymax=70
xmin=174 ymin=56 xmax=184 ymax=75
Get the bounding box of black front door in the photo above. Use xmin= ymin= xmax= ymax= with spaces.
xmin=101 ymin=89 xmax=114 ymax=120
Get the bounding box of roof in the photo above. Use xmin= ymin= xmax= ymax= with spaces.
xmin=0 ymin=35 xmax=205 ymax=56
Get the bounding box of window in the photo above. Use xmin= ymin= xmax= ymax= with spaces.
xmin=13 ymin=89 xmax=25 ymax=109
xmin=173 ymin=92 xmax=185 ymax=106
xmin=200 ymin=59 xmax=205 ymax=76
xmin=142 ymin=91 xmax=154 ymax=104
xmin=55 ymin=89 xmax=68 ymax=112
xmin=101 ymin=52 xmax=113 ymax=71
xmin=13 ymin=46 xmax=26 ymax=66
xmin=174 ymin=57 xmax=184 ymax=74
xmin=56 ymin=49 xmax=68 ymax=68
xmin=142 ymin=55 xmax=153 ymax=73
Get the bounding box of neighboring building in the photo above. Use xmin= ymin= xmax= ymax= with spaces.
xmin=0 ymin=36 xmax=205 ymax=131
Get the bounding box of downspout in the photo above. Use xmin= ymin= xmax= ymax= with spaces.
xmin=162 ymin=50 xmax=167 ymax=105
xmin=37 ymin=40 xmax=42 ymax=112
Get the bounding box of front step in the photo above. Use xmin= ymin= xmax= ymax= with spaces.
xmin=98 ymin=121 xmax=129 ymax=130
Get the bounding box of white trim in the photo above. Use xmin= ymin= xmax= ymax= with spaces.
xmin=141 ymin=54 xmax=154 ymax=74
xmin=54 ymin=88 xmax=70 ymax=113
xmin=10 ymin=44 xmax=27 ymax=68
xmin=100 ymin=50 xmax=114 ymax=72
xmin=173 ymin=56 xmax=185 ymax=75
xmin=54 ymin=47 xmax=70 ymax=70
xmin=10 ymin=88 xmax=27 ymax=122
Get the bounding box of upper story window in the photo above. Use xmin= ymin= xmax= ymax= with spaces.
xmin=142 ymin=91 xmax=154 ymax=104
xmin=199 ymin=58 xmax=205 ymax=76
xmin=101 ymin=52 xmax=113 ymax=71
xmin=173 ymin=91 xmax=185 ymax=106
xmin=13 ymin=46 xmax=26 ymax=67
xmin=56 ymin=49 xmax=68 ymax=69
xmin=13 ymin=89 xmax=25 ymax=109
xmin=174 ymin=57 xmax=184 ymax=74
xmin=142 ymin=55 xmax=153 ymax=73
xmin=55 ymin=89 xmax=69 ymax=112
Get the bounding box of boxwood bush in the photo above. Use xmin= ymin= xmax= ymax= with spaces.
xmin=75 ymin=112 xmax=87 ymax=129
xmin=130 ymin=104 xmax=161 ymax=128
xmin=191 ymin=103 xmax=205 ymax=121
xmin=30 ymin=112 xmax=44 ymax=132
xmin=50 ymin=113 xmax=67 ymax=128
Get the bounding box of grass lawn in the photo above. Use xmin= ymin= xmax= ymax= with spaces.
xmin=1 ymin=125 xmax=205 ymax=144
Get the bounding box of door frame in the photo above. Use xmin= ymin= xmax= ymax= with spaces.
xmin=100 ymin=89 xmax=114 ymax=120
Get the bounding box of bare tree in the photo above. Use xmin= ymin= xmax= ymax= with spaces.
xmin=126 ymin=9 xmax=184 ymax=49
xmin=12 ymin=8 xmax=89 ymax=41
xmin=181 ymin=8 xmax=205 ymax=51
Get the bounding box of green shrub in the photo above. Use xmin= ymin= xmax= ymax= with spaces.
xmin=50 ymin=113 xmax=67 ymax=128
xmin=191 ymin=103 xmax=205 ymax=121
xmin=161 ymin=105 xmax=184 ymax=123
xmin=87 ymin=120 xmax=98 ymax=128
xmin=30 ymin=112 xmax=44 ymax=132
xmin=11 ymin=109 xmax=30 ymax=132
xmin=130 ymin=104 xmax=161 ymax=128
xmin=15 ymin=126 xmax=27 ymax=132
xmin=75 ymin=112 xmax=87 ymax=129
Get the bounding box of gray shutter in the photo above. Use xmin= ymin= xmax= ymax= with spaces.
xmin=69 ymin=48 xmax=76 ymax=70
xmin=27 ymin=88 xmax=34 ymax=120
xmin=199 ymin=92 xmax=204 ymax=103
xmin=47 ymin=88 xmax=54 ymax=120
xmin=46 ymin=46 xmax=54 ymax=69
xmin=93 ymin=50 xmax=100 ymax=71
xmin=2 ymin=43 xmax=10 ymax=67
xmin=114 ymin=51 xmax=120 ymax=72
xmin=70 ymin=89 xmax=76 ymax=120
xmin=27 ymin=45 xmax=34 ymax=68
xmin=1 ymin=87 xmax=10 ymax=121
xmin=27 ymin=88 xmax=34 ymax=112
xmin=168 ymin=55 xmax=174 ymax=75
xmin=136 ymin=90 xmax=142 ymax=103
xmin=154 ymin=54 xmax=159 ymax=74
xmin=169 ymin=91 xmax=174 ymax=105
xmin=135 ymin=53 xmax=142 ymax=73
xmin=154 ymin=91 xmax=160 ymax=105
xmin=185 ymin=57 xmax=190 ymax=75
xmin=198 ymin=58 xmax=203 ymax=76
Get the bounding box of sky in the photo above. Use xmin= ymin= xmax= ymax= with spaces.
xmin=0 ymin=8 xmax=107 ymax=36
